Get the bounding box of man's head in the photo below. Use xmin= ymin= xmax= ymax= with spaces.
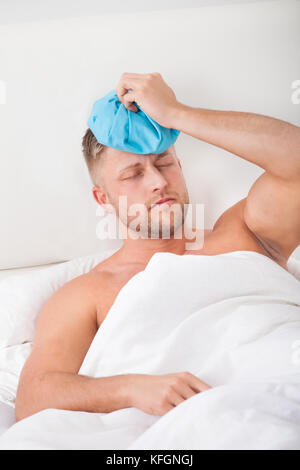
xmin=82 ymin=128 xmax=190 ymax=238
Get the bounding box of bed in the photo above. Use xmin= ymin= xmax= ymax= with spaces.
xmin=0 ymin=250 xmax=299 ymax=449
xmin=0 ymin=250 xmax=299 ymax=445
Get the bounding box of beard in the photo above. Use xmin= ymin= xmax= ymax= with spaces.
xmin=112 ymin=189 xmax=190 ymax=240
xmin=143 ymin=201 xmax=188 ymax=239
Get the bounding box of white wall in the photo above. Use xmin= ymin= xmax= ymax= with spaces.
xmin=0 ymin=0 xmax=299 ymax=268
xmin=0 ymin=0 xmax=274 ymax=25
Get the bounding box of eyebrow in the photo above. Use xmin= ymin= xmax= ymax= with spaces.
xmin=118 ymin=151 xmax=171 ymax=174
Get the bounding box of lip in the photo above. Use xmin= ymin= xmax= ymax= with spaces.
xmin=151 ymin=197 xmax=175 ymax=209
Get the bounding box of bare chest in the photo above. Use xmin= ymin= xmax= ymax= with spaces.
xmin=94 ymin=266 xmax=145 ymax=328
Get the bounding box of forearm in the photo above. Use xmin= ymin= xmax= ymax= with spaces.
xmin=171 ymin=104 xmax=300 ymax=181
xmin=15 ymin=371 xmax=133 ymax=421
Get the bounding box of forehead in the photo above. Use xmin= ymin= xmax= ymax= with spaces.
xmin=104 ymin=146 xmax=176 ymax=171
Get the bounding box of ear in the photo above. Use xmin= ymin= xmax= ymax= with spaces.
xmin=92 ymin=186 xmax=114 ymax=214
xmin=177 ymin=157 xmax=182 ymax=169
xmin=92 ymin=186 xmax=103 ymax=205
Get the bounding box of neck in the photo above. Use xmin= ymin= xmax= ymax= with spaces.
xmin=116 ymin=223 xmax=199 ymax=266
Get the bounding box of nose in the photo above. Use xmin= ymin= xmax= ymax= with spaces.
xmin=145 ymin=165 xmax=168 ymax=193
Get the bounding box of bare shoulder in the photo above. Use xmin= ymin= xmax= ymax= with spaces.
xmin=35 ymin=271 xmax=100 ymax=330
xmin=21 ymin=270 xmax=106 ymax=381
xmin=51 ymin=254 xmax=117 ymax=297
xmin=47 ymin=270 xmax=101 ymax=302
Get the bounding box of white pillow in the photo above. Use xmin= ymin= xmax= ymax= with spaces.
xmin=0 ymin=251 xmax=299 ymax=407
xmin=0 ymin=247 xmax=119 ymax=349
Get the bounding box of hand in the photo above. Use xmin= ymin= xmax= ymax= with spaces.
xmin=115 ymin=72 xmax=182 ymax=128
xmin=125 ymin=371 xmax=212 ymax=416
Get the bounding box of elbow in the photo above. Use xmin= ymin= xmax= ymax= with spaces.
xmin=15 ymin=397 xmax=33 ymax=422
xmin=15 ymin=407 xmax=28 ymax=423
xmin=15 ymin=408 xmax=40 ymax=423
xmin=15 ymin=374 xmax=46 ymax=422
xmin=15 ymin=392 xmax=37 ymax=423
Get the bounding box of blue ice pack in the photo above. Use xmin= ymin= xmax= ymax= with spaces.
xmin=87 ymin=89 xmax=180 ymax=154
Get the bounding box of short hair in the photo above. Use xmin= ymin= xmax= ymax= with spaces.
xmin=81 ymin=128 xmax=107 ymax=186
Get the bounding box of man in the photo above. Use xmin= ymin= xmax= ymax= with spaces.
xmin=15 ymin=72 xmax=300 ymax=422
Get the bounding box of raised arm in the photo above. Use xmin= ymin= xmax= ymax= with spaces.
xmin=170 ymin=106 xmax=300 ymax=261
xmin=115 ymin=72 xmax=300 ymax=262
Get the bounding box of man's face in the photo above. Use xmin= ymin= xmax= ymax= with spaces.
xmin=94 ymin=145 xmax=190 ymax=239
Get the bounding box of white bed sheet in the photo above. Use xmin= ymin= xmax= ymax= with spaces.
xmin=0 ymin=252 xmax=299 ymax=444
xmin=0 ymin=402 xmax=16 ymax=436
xmin=1 ymin=250 xmax=300 ymax=449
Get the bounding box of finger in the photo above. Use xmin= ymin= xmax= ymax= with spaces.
xmin=115 ymin=77 xmax=141 ymax=103
xmin=123 ymin=91 xmax=138 ymax=112
xmin=168 ymin=390 xmax=186 ymax=407
xmin=186 ymin=374 xmax=212 ymax=393
xmin=121 ymin=72 xmax=149 ymax=79
xmin=162 ymin=402 xmax=175 ymax=415
xmin=174 ymin=382 xmax=199 ymax=400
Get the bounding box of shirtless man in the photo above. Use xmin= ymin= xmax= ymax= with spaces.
xmin=15 ymin=72 xmax=300 ymax=422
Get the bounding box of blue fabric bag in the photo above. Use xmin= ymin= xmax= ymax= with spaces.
xmin=87 ymin=89 xmax=180 ymax=154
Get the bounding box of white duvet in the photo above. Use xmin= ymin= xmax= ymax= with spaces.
xmin=0 ymin=250 xmax=300 ymax=450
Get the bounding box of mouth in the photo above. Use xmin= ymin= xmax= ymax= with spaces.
xmin=151 ymin=197 xmax=176 ymax=210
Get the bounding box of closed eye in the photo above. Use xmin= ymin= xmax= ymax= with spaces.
xmin=122 ymin=163 xmax=173 ymax=180
xmin=123 ymin=172 xmax=143 ymax=180
xmin=157 ymin=163 xmax=173 ymax=168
